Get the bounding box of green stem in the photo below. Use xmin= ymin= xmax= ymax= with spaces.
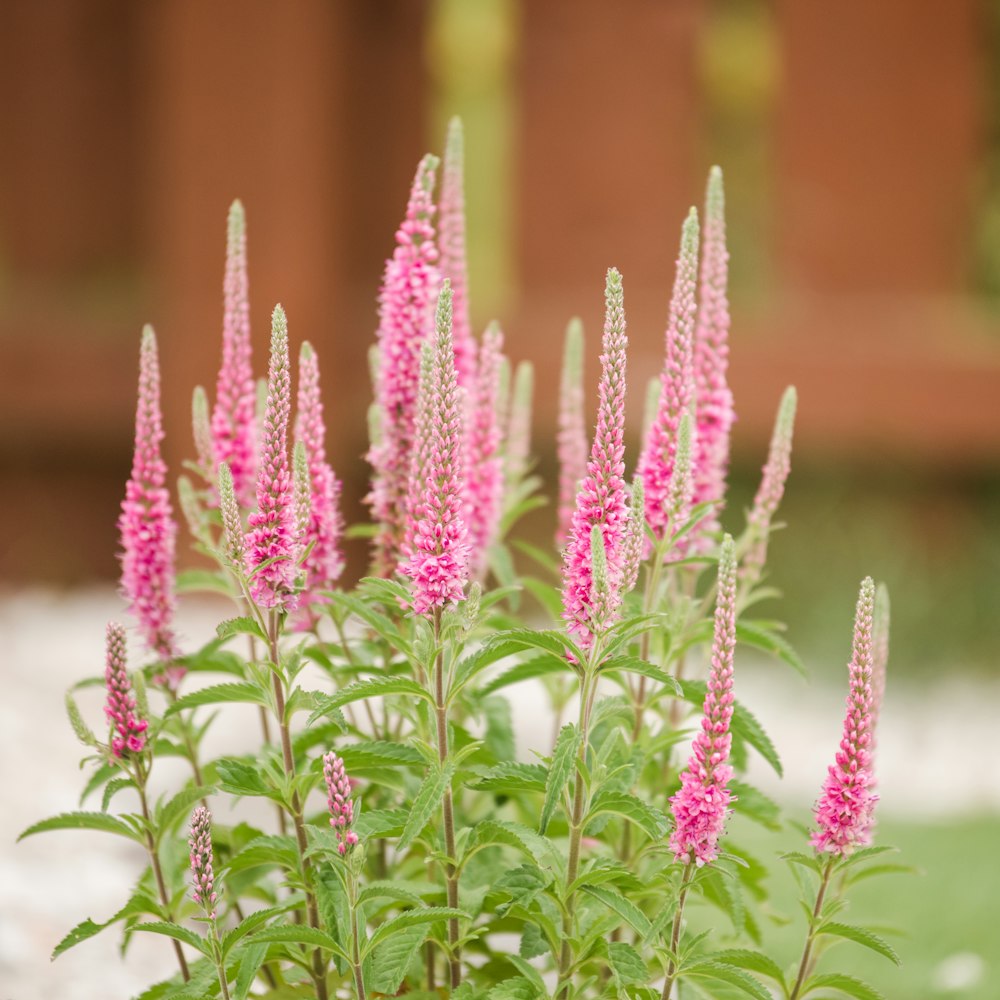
xmin=660 ymin=863 xmax=694 ymax=1000
xmin=210 ymin=919 xmax=232 ymax=1000
xmin=268 ymin=610 xmax=329 ymax=1000
xmin=348 ymin=868 xmax=368 ymax=1000
xmin=432 ymin=608 xmax=462 ymax=989
xmin=789 ymin=858 xmax=835 ymax=1000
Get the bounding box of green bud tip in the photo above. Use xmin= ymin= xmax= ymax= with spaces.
xmin=271 ymin=303 xmax=287 ymax=340
xmin=681 ymin=207 xmax=700 ymax=257
xmin=418 ymin=153 xmax=441 ymax=193
xmin=227 ymin=199 xmax=246 ymax=241
xmin=300 ymin=341 xmax=314 ymax=362
xmin=446 ymin=116 xmax=464 ymax=160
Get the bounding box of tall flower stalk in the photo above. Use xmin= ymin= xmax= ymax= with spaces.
xmin=211 ymin=199 xmax=257 ymax=507
xmin=555 ymin=318 xmax=587 ymax=549
xmin=368 ymin=155 xmax=441 ymax=575
xmin=119 ymin=325 xmax=179 ymax=674
xmin=189 ymin=807 xmax=230 ymax=1000
xmin=560 ymin=268 xmax=628 ymax=649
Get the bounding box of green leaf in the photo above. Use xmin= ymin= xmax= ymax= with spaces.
xmin=216 ymin=758 xmax=273 ymax=798
xmin=371 ymin=924 xmax=426 ymax=994
xmin=52 ymin=893 xmax=160 ymax=960
xmin=232 ymin=941 xmax=267 ymax=1000
xmin=462 ymin=819 xmax=551 ymax=867
xmin=308 ymin=677 xmax=434 ymax=724
xmin=782 ymin=851 xmax=822 ymax=874
xmin=248 ymin=924 xmax=341 ymax=950
xmin=471 ymin=761 xmax=547 ymax=794
xmin=156 ymin=784 xmax=218 ymax=833
xmin=487 ymin=977 xmax=541 ymax=1000
xmin=101 ymin=777 xmax=134 ymax=813
xmin=480 ymin=655 xmax=566 ymax=697
xmin=729 ymin=780 xmax=782 ymax=831
xmin=709 ymin=949 xmax=787 ymax=986
xmin=355 ymin=808 xmax=409 ymax=840
xmin=599 ymin=655 xmax=681 ymax=695
xmin=176 ymin=568 xmax=233 ymax=597
xmin=216 ymin=616 xmax=268 ymax=643
xmin=364 ymin=907 xmax=466 ymax=956
xmin=486 ymin=628 xmax=582 ymax=666
xmin=165 ymin=682 xmax=268 ymax=716
xmin=608 ymin=941 xmax=647 ymax=985
xmin=736 ymin=621 xmax=807 ymax=677
xmin=338 ymin=740 xmax=423 ymax=770
xmin=495 ymin=864 xmax=552 ymax=913
xmin=18 ymin=811 xmax=142 ymax=844
xmin=398 ymin=762 xmax=455 ymax=852
xmin=358 ymin=881 xmax=431 ymax=908
xmin=805 ymin=972 xmax=886 ymax=1000
xmin=520 ymin=921 xmax=548 ymax=959
xmin=581 ymin=885 xmax=651 ymax=937
xmin=225 ymin=835 xmax=298 ymax=874
xmin=540 ymin=724 xmax=580 ymax=835
xmin=686 ymin=960 xmax=773 ymax=1000
xmin=131 ymin=921 xmax=209 ymax=955
xmin=220 ymin=903 xmax=296 ymax=958
xmin=585 ymin=791 xmax=669 ymax=841
xmin=817 ymin=922 xmax=900 ymax=965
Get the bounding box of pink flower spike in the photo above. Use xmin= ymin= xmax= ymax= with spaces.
xmin=440 ymin=117 xmax=477 ymax=390
xmin=103 ymin=622 xmax=148 ymax=759
xmin=245 ymin=305 xmax=298 ymax=612
xmin=323 ymin=752 xmax=360 ymax=855
xmin=692 ymin=168 xmax=735 ymax=546
xmin=465 ymin=322 xmax=505 ymax=580
xmin=638 ymin=209 xmax=699 ymax=551
xmin=871 ymin=583 xmax=890 ymax=737
xmin=556 ymin=318 xmax=587 ymax=550
xmin=669 ymin=535 xmax=737 ymax=866
xmin=367 ymin=154 xmax=442 ymax=576
xmin=811 ymin=577 xmax=878 ymax=856
xmin=189 ymin=806 xmax=220 ymax=919
xmin=743 ymin=386 xmax=797 ymax=584
xmin=211 ymin=200 xmax=257 ymax=507
xmin=560 ymin=268 xmax=628 ymax=651
xmin=294 ymin=343 xmax=345 ymax=619
xmin=619 ymin=475 xmax=645 ymax=597
xmin=118 ymin=325 xmax=179 ymax=668
xmin=400 ymin=281 xmax=469 ymax=616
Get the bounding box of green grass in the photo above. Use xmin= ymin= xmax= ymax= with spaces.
xmin=683 ymin=813 xmax=1000 ymax=999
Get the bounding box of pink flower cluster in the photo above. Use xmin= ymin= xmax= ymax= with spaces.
xmin=368 ymin=155 xmax=442 ymax=575
xmin=323 ymin=752 xmax=359 ymax=855
xmin=561 ymin=268 xmax=628 ymax=648
xmin=669 ymin=536 xmax=737 ymax=865
xmin=118 ymin=325 xmax=178 ymax=666
xmin=103 ymin=622 xmax=148 ymax=758
xmin=811 ymin=577 xmax=878 ymax=856
xmin=399 ymin=281 xmax=469 ymax=615
xmin=245 ymin=306 xmax=298 ymax=611
xmin=189 ymin=806 xmax=219 ymax=919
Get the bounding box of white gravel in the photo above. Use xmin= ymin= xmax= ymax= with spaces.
xmin=3 ymin=586 xmax=996 ymax=996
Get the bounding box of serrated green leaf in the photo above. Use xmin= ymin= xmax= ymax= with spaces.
xmin=479 ymin=655 xmax=567 ymax=696
xmin=216 ymin=758 xmax=273 ymax=798
xmin=599 ymin=655 xmax=681 ymax=695
xmin=370 ymin=924 xmax=426 ymax=994
xmin=355 ymin=808 xmax=409 ymax=840
xmin=686 ymin=960 xmax=772 ymax=1000
xmin=581 ymin=885 xmax=651 ymax=937
xmin=101 ymin=777 xmax=134 ymax=813
xmin=131 ymin=921 xmax=209 ymax=955
xmin=520 ymin=921 xmax=548 ymax=959
xmin=729 ymin=780 xmax=782 ymax=831
xmin=585 ymin=791 xmax=669 ymax=841
xmin=471 ymin=761 xmax=547 ymax=794
xmin=225 ymin=835 xmax=298 ymax=874
xmin=232 ymin=941 xmax=267 ymax=1000
xmin=364 ymin=907 xmax=466 ymax=956
xmin=176 ymin=568 xmax=233 ymax=597
xmin=709 ymin=949 xmax=786 ymax=986
xmin=398 ymin=762 xmax=455 ymax=852
xmin=308 ymin=677 xmax=434 ymax=725
xmin=805 ymin=972 xmax=886 ymax=1000
xmin=216 ymin=616 xmax=268 ymax=642
xmin=156 ymin=783 xmax=217 ymax=833
xmin=165 ymin=682 xmax=267 ymax=716
xmin=358 ymin=880 xmax=432 ymax=908
xmin=18 ymin=811 xmax=142 ymax=843
xmin=736 ymin=621 xmax=806 ymax=677
xmin=221 ymin=902 xmax=295 ymax=958
xmin=338 ymin=740 xmax=423 ymax=769
xmin=487 ymin=977 xmax=540 ymax=1000
xmin=540 ymin=724 xmax=580 ymax=835
xmin=52 ymin=892 xmax=160 ymax=960
xmin=817 ymin=922 xmax=900 ymax=965
xmin=608 ymin=940 xmax=647 ymax=984
xmin=248 ymin=924 xmax=341 ymax=951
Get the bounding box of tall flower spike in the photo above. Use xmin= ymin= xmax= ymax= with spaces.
xmin=404 ymin=339 xmax=436 ymax=560
xmin=620 ymin=475 xmax=645 ymax=597
xmin=440 ymin=117 xmax=477 ymax=389
xmin=323 ymin=752 xmax=360 ymax=855
xmin=245 ymin=305 xmax=297 ymax=611
xmin=189 ymin=806 xmax=219 ymax=919
xmin=294 ymin=343 xmax=345 ymax=617
xmin=191 ymin=385 xmax=214 ymax=480
xmin=669 ymin=535 xmax=737 ymax=866
xmin=743 ymin=385 xmax=797 ymax=583
xmin=504 ymin=360 xmax=534 ymax=495
xmin=465 ymin=322 xmax=505 ymax=579
xmin=811 ymin=578 xmax=878 ymax=856
xmin=400 ymin=281 xmax=469 ymax=615
xmin=211 ymin=199 xmax=257 ymax=506
xmin=103 ymin=622 xmax=148 ymax=758
xmin=119 ymin=325 xmax=179 ymax=665
xmin=292 ymin=441 xmax=312 ymax=557
xmin=218 ymin=462 xmax=246 ymax=571
xmin=556 ymin=318 xmax=588 ymax=549
xmin=872 ymin=583 xmax=890 ymax=735
xmin=638 ymin=209 xmax=699 ymax=549
xmin=692 ymin=167 xmax=735 ymax=546
xmin=664 ymin=411 xmax=696 ymax=542
xmin=561 ymin=268 xmax=628 ymax=650
xmin=368 ymin=154 xmax=441 ymax=575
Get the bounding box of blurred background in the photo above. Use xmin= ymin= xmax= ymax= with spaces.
xmin=2 ymin=1 xmax=1000 ymax=996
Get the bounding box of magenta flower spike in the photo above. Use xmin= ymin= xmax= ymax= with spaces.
xmin=118 ymin=325 xmax=179 ymax=666
xmin=743 ymin=386 xmax=797 ymax=583
xmin=561 ymin=268 xmax=628 ymax=650
xmin=189 ymin=806 xmax=220 ymax=919
xmin=556 ymin=318 xmax=587 ymax=550
xmin=669 ymin=535 xmax=737 ymax=866
xmin=323 ymin=752 xmax=360 ymax=856
xmin=245 ymin=305 xmax=298 ymax=611
xmin=211 ymin=200 xmax=257 ymax=507
xmin=811 ymin=577 xmax=878 ymax=856
xmin=637 ymin=209 xmax=699 ymax=548
xmin=440 ymin=117 xmax=477 ymax=390
xmin=691 ymin=168 xmax=735 ymax=545
xmin=294 ymin=343 xmax=345 ymax=615
xmin=368 ymin=154 xmax=442 ymax=576
xmin=400 ymin=281 xmax=469 ymax=616
xmin=103 ymin=622 xmax=149 ymax=758
xmin=465 ymin=322 xmax=505 ymax=580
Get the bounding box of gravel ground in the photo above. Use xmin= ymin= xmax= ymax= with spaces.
xmin=3 ymin=586 xmax=996 ymax=997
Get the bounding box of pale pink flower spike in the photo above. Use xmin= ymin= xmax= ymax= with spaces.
xmin=103 ymin=622 xmax=148 ymax=758
xmin=189 ymin=806 xmax=219 ymax=919
xmin=556 ymin=318 xmax=588 ymax=550
xmin=323 ymin=752 xmax=360 ymax=855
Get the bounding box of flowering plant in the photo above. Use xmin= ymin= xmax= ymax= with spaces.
xmin=22 ymin=120 xmax=902 ymax=1000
